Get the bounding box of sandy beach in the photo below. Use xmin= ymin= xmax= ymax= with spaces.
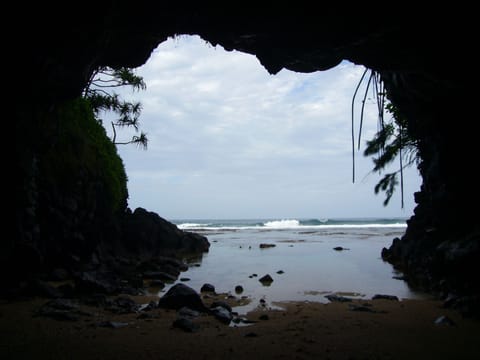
xmin=1 ymin=293 xmax=479 ymax=360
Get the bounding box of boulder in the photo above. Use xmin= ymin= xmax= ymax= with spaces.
xmin=121 ymin=208 xmax=210 ymax=257
xmin=158 ymin=283 xmax=207 ymax=312
xmin=200 ymin=283 xmax=215 ymax=293
xmin=259 ymin=274 xmax=274 ymax=285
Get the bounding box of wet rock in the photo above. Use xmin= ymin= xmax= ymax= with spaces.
xmin=259 ymin=274 xmax=273 ymax=286
xmin=276 ymin=270 xmax=284 ymax=274
xmin=372 ymin=294 xmax=399 ymax=301
xmin=434 ymin=315 xmax=456 ymax=326
xmin=210 ymin=301 xmax=232 ymax=312
xmin=105 ymin=296 xmax=139 ymax=314
xmin=211 ymin=306 xmax=233 ymax=324
xmin=381 ymin=246 xmax=391 ymax=260
xmin=180 ymin=278 xmax=190 ymax=282
xmin=178 ymin=307 xmax=200 ymax=319
xmin=75 ymin=271 xmax=120 ymax=294
xmin=158 ymin=283 xmax=207 ymax=312
xmin=142 ymin=271 xmax=177 ymax=283
xmin=137 ymin=257 xmax=187 ymax=277
xmin=443 ymin=295 xmax=480 ymax=318
xmin=200 ymin=283 xmax=215 ymax=293
xmin=141 ymin=300 xmax=158 ymax=312
xmin=325 ymin=294 xmax=352 ymax=302
xmin=235 ymin=285 xmax=244 ymax=294
xmin=443 ymin=293 xmax=460 ymax=308
xmin=259 ymin=314 xmax=269 ymax=320
xmin=122 ymin=208 xmax=210 ymax=256
xmin=259 ymin=243 xmax=276 ymax=249
xmin=333 ymin=246 xmax=350 ymax=251
xmin=232 ymin=317 xmax=256 ymax=326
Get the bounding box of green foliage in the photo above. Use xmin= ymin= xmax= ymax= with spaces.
xmin=40 ymin=98 xmax=128 ymax=213
xmin=83 ymin=66 xmax=148 ymax=149
xmin=353 ymin=70 xmax=420 ymax=207
xmin=363 ymin=102 xmax=419 ymax=206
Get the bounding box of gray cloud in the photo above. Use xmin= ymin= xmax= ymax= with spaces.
xmin=110 ymin=35 xmax=421 ymax=219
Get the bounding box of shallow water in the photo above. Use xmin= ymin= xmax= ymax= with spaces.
xmin=155 ymin=225 xmax=430 ymax=313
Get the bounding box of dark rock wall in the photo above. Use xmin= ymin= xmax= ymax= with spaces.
xmin=13 ymin=99 xmax=127 ymax=278
xmin=380 ymin=71 xmax=480 ymax=302
xmin=12 ymin=97 xmax=209 ymax=283
xmin=10 ymin=3 xmax=477 ymax=300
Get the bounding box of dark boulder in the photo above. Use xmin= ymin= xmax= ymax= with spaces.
xmin=210 ymin=306 xmax=233 ymax=324
xmin=325 ymin=294 xmax=352 ymax=303
xmin=372 ymin=294 xmax=399 ymax=301
xmin=210 ymin=301 xmax=232 ymax=313
xmin=259 ymin=274 xmax=274 ymax=285
xmin=74 ymin=271 xmax=120 ymax=295
xmin=105 ymin=296 xmax=140 ymax=314
xmin=121 ymin=208 xmax=210 ymax=257
xmin=200 ymin=283 xmax=216 ymax=293
xmin=142 ymin=271 xmax=177 ymax=283
xmin=177 ymin=307 xmax=200 ymax=319
xmin=158 ymin=283 xmax=207 ymax=312
xmin=259 ymin=243 xmax=276 ymax=249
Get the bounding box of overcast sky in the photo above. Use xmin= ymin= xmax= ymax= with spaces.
xmin=106 ymin=35 xmax=422 ymax=220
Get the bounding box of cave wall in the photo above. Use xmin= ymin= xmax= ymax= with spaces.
xmin=11 ymin=3 xmax=477 ymax=300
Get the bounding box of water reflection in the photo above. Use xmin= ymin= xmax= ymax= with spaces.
xmin=154 ymin=227 xmax=431 ymax=313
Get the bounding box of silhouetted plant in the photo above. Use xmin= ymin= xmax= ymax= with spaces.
xmin=352 ymin=69 xmax=419 ymax=207
xmin=83 ymin=66 xmax=148 ymax=149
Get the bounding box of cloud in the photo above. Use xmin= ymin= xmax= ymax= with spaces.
xmin=110 ymin=35 xmax=421 ymax=219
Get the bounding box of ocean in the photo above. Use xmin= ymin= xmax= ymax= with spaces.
xmin=160 ymin=218 xmax=429 ymax=313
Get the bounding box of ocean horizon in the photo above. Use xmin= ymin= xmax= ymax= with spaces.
xmin=171 ymin=217 xmax=409 ymax=230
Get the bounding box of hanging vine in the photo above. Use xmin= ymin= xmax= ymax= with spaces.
xmin=352 ymin=68 xmax=419 ymax=207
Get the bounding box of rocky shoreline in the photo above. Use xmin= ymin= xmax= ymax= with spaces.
xmin=381 ymin=210 xmax=480 ymax=319
xmin=3 ymin=230 xmax=480 ymax=360
xmin=4 ymin=208 xmax=210 ymax=300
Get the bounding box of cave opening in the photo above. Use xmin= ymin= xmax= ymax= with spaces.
xmin=106 ymin=35 xmax=421 ymax=220
xmin=5 ymin=7 xmax=480 ymax=358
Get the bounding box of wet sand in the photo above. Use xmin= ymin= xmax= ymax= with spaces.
xmin=1 ymin=295 xmax=479 ymax=360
